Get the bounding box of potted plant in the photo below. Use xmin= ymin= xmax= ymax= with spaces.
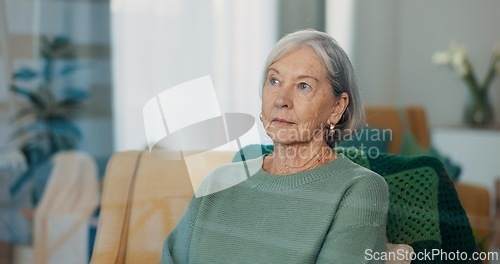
xmin=9 ymin=35 xmax=88 ymax=200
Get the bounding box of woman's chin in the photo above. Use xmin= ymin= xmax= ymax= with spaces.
xmin=266 ymin=129 xmax=299 ymax=144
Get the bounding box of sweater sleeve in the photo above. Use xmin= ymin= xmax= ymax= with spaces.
xmin=316 ymin=173 xmax=389 ymax=264
xmin=160 ymin=196 xmax=200 ymax=264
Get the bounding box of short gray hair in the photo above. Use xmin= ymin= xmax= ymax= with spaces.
xmin=261 ymin=29 xmax=365 ymax=145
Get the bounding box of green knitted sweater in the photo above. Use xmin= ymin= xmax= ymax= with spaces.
xmin=160 ymin=154 xmax=389 ymax=263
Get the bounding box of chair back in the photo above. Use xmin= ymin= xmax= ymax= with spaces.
xmin=455 ymin=182 xmax=491 ymax=252
xmin=364 ymin=105 xmax=430 ymax=153
xmin=91 ymin=150 xmax=233 ymax=263
xmin=364 ymin=106 xmax=404 ymax=154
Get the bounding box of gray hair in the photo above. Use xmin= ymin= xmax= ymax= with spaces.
xmin=261 ymin=29 xmax=365 ymax=145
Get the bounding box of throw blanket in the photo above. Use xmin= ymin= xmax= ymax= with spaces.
xmin=34 ymin=151 xmax=99 ymax=264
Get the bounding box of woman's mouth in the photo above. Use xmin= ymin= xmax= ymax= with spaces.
xmin=272 ymin=118 xmax=295 ymax=126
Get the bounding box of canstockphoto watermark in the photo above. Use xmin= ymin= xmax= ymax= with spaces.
xmin=365 ymin=248 xmax=499 ymax=262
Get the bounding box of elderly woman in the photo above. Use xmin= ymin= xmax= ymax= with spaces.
xmin=161 ymin=29 xmax=389 ymax=263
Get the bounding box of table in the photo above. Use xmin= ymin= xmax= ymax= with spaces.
xmin=432 ymin=124 xmax=500 ymax=195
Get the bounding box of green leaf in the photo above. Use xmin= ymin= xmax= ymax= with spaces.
xmin=63 ymin=87 xmax=88 ymax=100
xmin=10 ymin=122 xmax=48 ymax=139
xmin=43 ymin=59 xmax=54 ymax=83
xmin=57 ymin=99 xmax=82 ymax=107
xmin=54 ymin=101 xmax=84 ymax=118
xmin=48 ymin=118 xmax=82 ymax=139
xmin=59 ymin=64 xmax=81 ymax=76
xmin=13 ymin=68 xmax=39 ymax=80
xmin=8 ymin=123 xmax=50 ymax=154
xmin=40 ymin=36 xmax=53 ymax=59
xmin=10 ymin=169 xmax=31 ymax=196
xmin=52 ymin=132 xmax=78 ymax=151
xmin=52 ymin=36 xmax=70 ymax=51
xmin=481 ymin=56 xmax=499 ymax=90
xmin=10 ymin=107 xmax=37 ymax=122
xmin=10 ymin=85 xmax=46 ymax=111
xmin=49 ymin=36 xmax=74 ymax=59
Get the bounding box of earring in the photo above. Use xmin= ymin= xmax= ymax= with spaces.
xmin=329 ymin=124 xmax=335 ymax=136
xmin=326 ymin=123 xmax=335 ymax=141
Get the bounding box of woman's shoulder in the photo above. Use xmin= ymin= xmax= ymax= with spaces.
xmin=343 ymin=156 xmax=386 ymax=184
xmin=322 ymin=155 xmax=390 ymax=211
xmin=319 ymin=155 xmax=388 ymax=196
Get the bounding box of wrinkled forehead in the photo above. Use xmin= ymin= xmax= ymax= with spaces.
xmin=267 ymin=46 xmax=326 ymax=79
xmin=266 ymin=45 xmax=327 ymax=73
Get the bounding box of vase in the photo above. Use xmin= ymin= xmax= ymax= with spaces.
xmin=463 ymin=89 xmax=494 ymax=126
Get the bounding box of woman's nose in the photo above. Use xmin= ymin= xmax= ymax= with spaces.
xmin=274 ymin=84 xmax=294 ymax=108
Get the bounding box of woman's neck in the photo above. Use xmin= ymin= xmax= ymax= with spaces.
xmin=264 ymin=140 xmax=337 ymax=175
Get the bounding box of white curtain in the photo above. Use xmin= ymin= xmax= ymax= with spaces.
xmin=325 ymin=0 xmax=355 ymax=59
xmin=111 ymin=0 xmax=277 ymax=151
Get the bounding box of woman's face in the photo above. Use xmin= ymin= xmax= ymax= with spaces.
xmin=262 ymin=46 xmax=347 ymax=146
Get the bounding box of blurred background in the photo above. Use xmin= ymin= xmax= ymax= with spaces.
xmin=1 ymin=0 xmax=499 ymax=263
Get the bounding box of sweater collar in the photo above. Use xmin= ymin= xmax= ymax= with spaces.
xmin=245 ymin=154 xmax=351 ymax=191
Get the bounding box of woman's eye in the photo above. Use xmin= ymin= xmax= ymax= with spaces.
xmin=269 ymin=78 xmax=279 ymax=85
xmin=299 ymin=82 xmax=311 ymax=90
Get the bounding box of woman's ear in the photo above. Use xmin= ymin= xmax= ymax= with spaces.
xmin=329 ymin=92 xmax=349 ymax=125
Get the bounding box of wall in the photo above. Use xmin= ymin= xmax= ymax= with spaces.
xmin=278 ymin=0 xmax=325 ymax=37
xmin=5 ymin=0 xmax=499 ymax=156
xmin=348 ymin=0 xmax=500 ymax=126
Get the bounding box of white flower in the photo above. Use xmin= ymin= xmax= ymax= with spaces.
xmin=451 ymin=50 xmax=468 ymax=75
xmin=434 ymin=41 xmax=498 ymax=82
xmin=449 ymin=41 xmax=466 ymax=55
xmin=432 ymin=51 xmax=451 ymax=65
